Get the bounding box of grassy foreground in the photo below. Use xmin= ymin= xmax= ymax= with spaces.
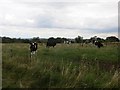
xmin=2 ymin=43 xmax=120 ymax=88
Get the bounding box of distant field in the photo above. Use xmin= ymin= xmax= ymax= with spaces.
xmin=2 ymin=43 xmax=120 ymax=88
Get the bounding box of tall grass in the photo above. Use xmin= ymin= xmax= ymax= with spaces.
xmin=2 ymin=43 xmax=119 ymax=88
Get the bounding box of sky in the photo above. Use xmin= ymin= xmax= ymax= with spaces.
xmin=0 ymin=0 xmax=119 ymax=39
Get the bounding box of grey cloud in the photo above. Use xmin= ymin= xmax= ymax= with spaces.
xmin=35 ymin=16 xmax=54 ymax=28
xmin=0 ymin=0 xmax=118 ymax=38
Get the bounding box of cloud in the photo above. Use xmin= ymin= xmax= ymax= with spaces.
xmin=0 ymin=0 xmax=118 ymax=39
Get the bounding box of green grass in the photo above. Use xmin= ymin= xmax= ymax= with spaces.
xmin=2 ymin=43 xmax=120 ymax=88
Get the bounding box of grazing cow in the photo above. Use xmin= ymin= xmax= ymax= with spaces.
xmin=46 ymin=37 xmax=56 ymax=47
xmin=64 ymin=40 xmax=71 ymax=44
xmin=94 ymin=41 xmax=103 ymax=48
xmin=30 ymin=42 xmax=38 ymax=55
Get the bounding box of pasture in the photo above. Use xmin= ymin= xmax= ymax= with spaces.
xmin=2 ymin=43 xmax=119 ymax=88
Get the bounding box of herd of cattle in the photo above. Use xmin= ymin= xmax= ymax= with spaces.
xmin=29 ymin=37 xmax=104 ymax=55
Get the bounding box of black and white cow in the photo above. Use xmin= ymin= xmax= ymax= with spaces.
xmin=94 ymin=41 xmax=103 ymax=48
xmin=64 ymin=40 xmax=71 ymax=44
xmin=30 ymin=42 xmax=38 ymax=56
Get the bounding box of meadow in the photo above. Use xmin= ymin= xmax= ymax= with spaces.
xmin=2 ymin=43 xmax=120 ymax=88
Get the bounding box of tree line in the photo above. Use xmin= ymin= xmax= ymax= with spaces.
xmin=0 ymin=36 xmax=119 ymax=43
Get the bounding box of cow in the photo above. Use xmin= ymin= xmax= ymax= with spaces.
xmin=64 ymin=40 xmax=71 ymax=44
xmin=30 ymin=42 xmax=38 ymax=56
xmin=94 ymin=41 xmax=103 ymax=48
xmin=46 ymin=37 xmax=57 ymax=47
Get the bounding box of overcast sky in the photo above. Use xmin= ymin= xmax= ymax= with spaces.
xmin=0 ymin=0 xmax=119 ymax=39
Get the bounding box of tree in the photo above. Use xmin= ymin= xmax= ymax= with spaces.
xmin=2 ymin=37 xmax=13 ymax=43
xmin=32 ymin=37 xmax=41 ymax=43
xmin=97 ymin=37 xmax=105 ymax=42
xmin=75 ymin=36 xmax=83 ymax=43
xmin=106 ymin=36 xmax=119 ymax=42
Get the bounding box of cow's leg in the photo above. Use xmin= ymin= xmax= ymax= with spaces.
xmin=33 ymin=51 xmax=35 ymax=55
xmin=98 ymin=45 xmax=100 ymax=48
xmin=30 ymin=51 xmax=33 ymax=57
xmin=29 ymin=51 xmax=32 ymax=62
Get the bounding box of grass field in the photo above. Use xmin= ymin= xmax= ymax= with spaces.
xmin=2 ymin=43 xmax=120 ymax=88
